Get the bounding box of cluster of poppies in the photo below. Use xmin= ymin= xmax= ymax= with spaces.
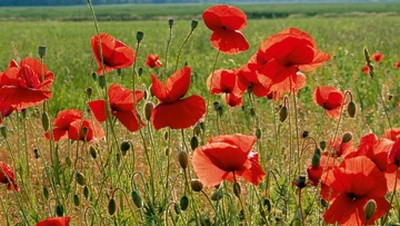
xmin=362 ymin=51 xmax=400 ymax=74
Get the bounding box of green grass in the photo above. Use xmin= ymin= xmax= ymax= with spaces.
xmin=0 ymin=2 xmax=400 ymax=21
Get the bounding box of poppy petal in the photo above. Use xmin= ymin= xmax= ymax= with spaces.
xmin=202 ymin=4 xmax=247 ymax=31
xmin=113 ymin=111 xmax=143 ymax=132
xmin=88 ymin=100 xmax=108 ymax=122
xmin=210 ymin=30 xmax=249 ymax=54
xmin=151 ymin=67 xmax=191 ymax=103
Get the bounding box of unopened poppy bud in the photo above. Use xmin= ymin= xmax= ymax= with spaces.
xmin=120 ymin=140 xmax=131 ymax=154
xmin=136 ymin=31 xmax=144 ymax=43
xmin=168 ymin=18 xmax=174 ymax=28
xmin=279 ymin=106 xmax=288 ymax=122
xmin=138 ymin=67 xmax=143 ymax=77
xmin=76 ymin=172 xmax=86 ymax=186
xmin=89 ymin=145 xmax=97 ymax=159
xmin=190 ymin=179 xmax=203 ymax=192
xmin=0 ymin=126 xmax=6 ymax=138
xmin=364 ymin=199 xmax=376 ymax=222
xmin=43 ymin=186 xmax=49 ymax=200
xmin=174 ymin=203 xmax=181 ymax=215
xmin=320 ymin=141 xmax=327 ymax=150
xmin=190 ymin=136 xmax=198 ymax=150
xmin=38 ymin=45 xmax=46 ymax=58
xmin=98 ymin=75 xmax=106 ymax=89
xmin=41 ymin=112 xmax=50 ymax=131
xmin=131 ymin=189 xmax=143 ymax=208
xmin=211 ymin=188 xmax=222 ymax=201
xmin=83 ymin=186 xmax=89 ymax=199
xmin=92 ymin=72 xmax=97 ymax=81
xmin=213 ymin=101 xmax=221 ymax=111
xmin=312 ymin=149 xmax=321 ymax=168
xmin=73 ymin=194 xmax=80 ymax=206
xmin=294 ymin=175 xmax=307 ymax=189
xmin=56 ymin=204 xmax=64 ymax=217
xmin=178 ymin=151 xmax=189 ymax=170
xmin=233 ymin=182 xmax=241 ymax=197
xmin=164 ymin=131 xmax=169 ymax=141
xmin=191 ymin=20 xmax=198 ymax=30
xmin=180 ymin=195 xmax=189 ymax=211
xmin=193 ymin=123 xmax=201 ymax=136
xmin=165 ymin=147 xmax=170 ymax=156
xmin=256 ymin=128 xmax=262 ymax=139
xmin=145 ymin=101 xmax=154 ymax=121
xmin=108 ymin=198 xmax=117 ymax=215
xmin=342 ymin=132 xmax=352 ymax=143
xmin=86 ymin=87 xmax=93 ymax=99
xmin=347 ymin=101 xmax=356 ymax=118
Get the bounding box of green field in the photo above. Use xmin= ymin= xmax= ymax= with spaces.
xmin=1 ymin=2 xmax=400 ymax=225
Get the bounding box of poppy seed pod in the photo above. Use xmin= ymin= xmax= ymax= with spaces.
xmin=168 ymin=18 xmax=174 ymax=28
xmin=41 ymin=112 xmax=50 ymax=132
xmin=120 ymin=141 xmax=131 ymax=153
xmin=191 ymin=20 xmax=198 ymax=30
xmin=145 ymin=101 xmax=154 ymax=121
xmin=347 ymin=101 xmax=356 ymax=118
xmin=38 ymin=45 xmax=46 ymax=58
xmin=294 ymin=175 xmax=307 ymax=189
xmin=136 ymin=31 xmax=144 ymax=43
xmin=178 ymin=151 xmax=189 ymax=170
xmin=364 ymin=199 xmax=376 ymax=222
xmin=190 ymin=179 xmax=203 ymax=192
xmin=342 ymin=132 xmax=352 ymax=143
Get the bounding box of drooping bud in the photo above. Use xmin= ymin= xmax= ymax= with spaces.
xmin=41 ymin=112 xmax=50 ymax=131
xmin=190 ymin=179 xmax=203 ymax=192
xmin=91 ymin=72 xmax=97 ymax=81
xmin=56 ymin=204 xmax=64 ymax=216
xmin=75 ymin=172 xmax=86 ymax=186
xmin=131 ymin=189 xmax=143 ymax=208
xmin=213 ymin=101 xmax=221 ymax=111
xmin=180 ymin=195 xmax=189 ymax=211
xmin=312 ymin=148 xmax=321 ymax=168
xmin=190 ymin=136 xmax=198 ymax=150
xmin=145 ymin=101 xmax=154 ymax=121
xmin=98 ymin=75 xmax=106 ymax=89
xmin=178 ymin=151 xmax=189 ymax=170
xmin=191 ymin=20 xmax=198 ymax=30
xmin=293 ymin=175 xmax=307 ymax=189
xmin=136 ymin=31 xmax=144 ymax=44
xmin=120 ymin=140 xmax=131 ymax=155
xmin=89 ymin=145 xmax=97 ymax=159
xmin=250 ymin=108 xmax=256 ymax=117
xmin=108 ymin=198 xmax=117 ymax=215
xmin=347 ymin=101 xmax=356 ymax=118
xmin=83 ymin=186 xmax=89 ymax=200
xmin=279 ymin=106 xmax=288 ymax=122
xmin=73 ymin=194 xmax=80 ymax=206
xmin=364 ymin=199 xmax=376 ymax=222
xmin=38 ymin=45 xmax=46 ymax=58
xmin=211 ymin=188 xmax=222 ymax=201
xmin=164 ymin=130 xmax=169 ymax=141
xmin=43 ymin=186 xmax=49 ymax=200
xmin=342 ymin=132 xmax=353 ymax=143
xmin=255 ymin=128 xmax=262 ymax=139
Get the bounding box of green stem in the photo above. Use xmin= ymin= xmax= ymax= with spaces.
xmin=381 ymin=167 xmax=398 ymax=226
xmin=174 ymin=28 xmax=195 ymax=71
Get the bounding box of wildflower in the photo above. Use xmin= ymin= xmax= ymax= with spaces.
xmin=0 ymin=161 xmax=19 ymax=191
xmin=202 ymin=4 xmax=249 ymax=54
xmin=255 ymin=27 xmax=330 ymax=94
xmin=207 ymin=68 xmax=245 ymax=107
xmin=45 ymin=109 xmax=82 ymax=141
xmin=0 ymin=58 xmax=54 ymax=110
xmin=91 ymin=33 xmax=135 ymax=75
xmin=361 ymin=64 xmax=370 ymax=74
xmin=313 ymin=86 xmax=344 ymax=120
xmin=238 ymin=59 xmax=271 ymax=98
xmin=68 ymin=119 xmax=104 ymax=142
xmin=89 ymin=84 xmax=144 ymax=132
xmin=36 ymin=216 xmax=70 ymax=226
xmin=394 ymin=61 xmax=400 ymax=69
xmin=151 ymin=66 xmax=205 ymax=130
xmin=145 ymin=54 xmax=163 ymax=68
xmin=192 ymin=134 xmax=265 ymax=187
xmin=322 ymin=156 xmax=390 ymax=225
xmin=371 ymin=52 xmax=383 ymax=63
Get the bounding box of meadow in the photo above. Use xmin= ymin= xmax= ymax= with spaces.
xmin=1 ymin=2 xmax=400 ymax=225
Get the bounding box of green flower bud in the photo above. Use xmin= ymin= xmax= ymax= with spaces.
xmin=89 ymin=145 xmax=97 ymax=159
xmin=38 ymin=45 xmax=46 ymax=58
xmin=279 ymin=106 xmax=288 ymax=122
xmin=364 ymin=199 xmax=376 ymax=222
xmin=168 ymin=18 xmax=174 ymax=28
xmin=191 ymin=20 xmax=198 ymax=30
xmin=348 ymin=101 xmax=356 ymax=118
xmin=56 ymin=204 xmax=64 ymax=216
xmin=190 ymin=136 xmax=199 ymax=150
xmin=41 ymin=112 xmax=49 ymax=131
xmin=136 ymin=31 xmax=144 ymax=43
xmin=180 ymin=195 xmax=189 ymax=211
xmin=75 ymin=172 xmax=86 ymax=186
xmin=178 ymin=151 xmax=189 ymax=170
xmin=145 ymin=101 xmax=154 ymax=121
xmin=73 ymin=194 xmax=80 ymax=206
xmin=131 ymin=190 xmax=143 ymax=208
xmin=320 ymin=141 xmax=327 ymax=150
xmin=108 ymin=198 xmax=117 ymax=215
xmin=98 ymin=75 xmax=106 ymax=89
xmin=342 ymin=132 xmax=353 ymax=143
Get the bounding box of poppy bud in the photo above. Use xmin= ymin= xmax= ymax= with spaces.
xmin=199 ymin=121 xmax=205 ymax=131
xmin=190 ymin=136 xmax=198 ymax=150
xmin=34 ymin=149 xmax=40 ymax=159
xmin=191 ymin=20 xmax=198 ymax=30
xmin=211 ymin=188 xmax=222 ymax=201
xmin=73 ymin=194 xmax=80 ymax=206
xmin=89 ymin=145 xmax=97 ymax=159
xmin=294 ymin=175 xmax=307 ymax=189
xmin=165 ymin=147 xmax=170 ymax=156
xmin=233 ymin=182 xmax=241 ymax=198
xmin=320 ymin=141 xmax=327 ymax=150
xmin=98 ymin=75 xmax=106 ymax=89
xmin=180 ymin=195 xmax=189 ymax=211
xmin=43 ymin=186 xmax=49 ymax=200
xmin=138 ymin=67 xmax=143 ymax=77
xmin=174 ymin=203 xmax=181 ymax=215
xmin=190 ymin=179 xmax=203 ymax=192
xmin=86 ymin=87 xmax=93 ymax=99
xmin=164 ymin=131 xmax=169 ymax=141
xmin=168 ymin=18 xmax=174 ymax=28
xmin=131 ymin=189 xmax=143 ymax=208
xmin=347 ymin=101 xmax=356 ymax=118
xmin=83 ymin=186 xmax=89 ymax=199
xmin=136 ymin=31 xmax=144 ymax=43
xmin=213 ymin=101 xmax=221 ymax=111
xmin=364 ymin=199 xmax=376 ymax=222
xmin=41 ymin=112 xmax=50 ymax=131
xmin=193 ymin=123 xmax=201 ymax=136
xmin=0 ymin=126 xmax=6 ymax=138
xmin=145 ymin=101 xmax=154 ymax=121
xmin=108 ymin=198 xmax=117 ymax=215
xmin=342 ymin=132 xmax=352 ymax=143
xmin=255 ymin=128 xmax=262 ymax=139
xmin=38 ymin=45 xmax=46 ymax=58
xmin=312 ymin=149 xmax=321 ymax=168
xmin=120 ymin=140 xmax=131 ymax=154
xmin=279 ymin=106 xmax=288 ymax=122
xmin=178 ymin=151 xmax=189 ymax=170
xmin=302 ymin=130 xmax=309 ymax=138
xmin=56 ymin=204 xmax=64 ymax=216
xmin=76 ymin=172 xmax=86 ymax=186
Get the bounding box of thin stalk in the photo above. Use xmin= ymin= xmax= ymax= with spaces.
xmin=381 ymin=167 xmax=398 ymax=226
xmin=174 ymin=28 xmax=195 ymax=71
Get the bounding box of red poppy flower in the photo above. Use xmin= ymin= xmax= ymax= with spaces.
xmin=91 ymin=33 xmax=135 ymax=75
xmin=324 ymin=134 xmax=355 ymax=158
xmin=68 ymin=119 xmax=104 ymax=142
xmin=322 ymin=156 xmax=390 ymax=225
xmin=383 ymin=127 xmax=400 ymax=141
xmin=89 ymin=84 xmax=144 ymax=132
xmin=151 ymin=67 xmax=205 ymax=130
xmin=207 ymin=68 xmax=245 ymax=107
xmin=361 ymin=64 xmax=370 ymax=74
xmin=0 ymin=161 xmax=19 ymax=191
xmin=238 ymin=60 xmax=271 ymax=98
xmin=255 ymin=27 xmax=330 ymax=93
xmin=46 ymin=109 xmax=82 ymax=141
xmin=192 ymin=134 xmax=265 ymax=187
xmin=394 ymin=61 xmax=400 ymax=69
xmin=36 ymin=216 xmax=70 ymax=226
xmin=202 ymin=4 xmax=249 ymax=54
xmin=313 ymin=86 xmax=344 ymax=120
xmin=0 ymin=58 xmax=54 ymax=110
xmin=145 ymin=54 xmax=163 ymax=68
xmin=371 ymin=52 xmax=383 ymax=63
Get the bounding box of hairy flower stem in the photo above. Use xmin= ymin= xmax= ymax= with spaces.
xmin=292 ymin=92 xmax=302 ymax=175
xmin=164 ymin=21 xmax=173 ymax=77
xmin=381 ymin=167 xmax=398 ymax=226
xmin=204 ymin=50 xmax=221 ymax=135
